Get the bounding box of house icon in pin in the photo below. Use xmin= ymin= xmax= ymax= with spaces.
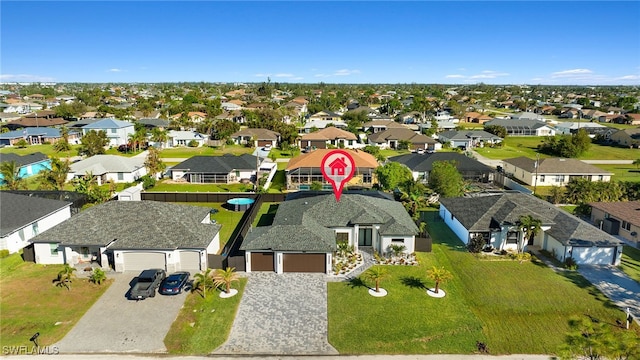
xmin=328 ymin=157 xmax=347 ymax=176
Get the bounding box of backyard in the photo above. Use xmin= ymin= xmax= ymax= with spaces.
xmin=327 ymin=210 xmax=638 ymax=355
xmin=620 ymin=245 xmax=640 ymax=284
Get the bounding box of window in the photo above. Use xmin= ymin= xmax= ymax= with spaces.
xmin=506 ymin=231 xmax=518 ymax=244
xmin=555 ymin=175 xmax=565 ymax=182
xmin=598 ymin=175 xmax=603 ymax=181
xmin=539 ymin=175 xmax=545 ymax=182
xmin=50 ymin=244 xmax=59 ymax=255
xmin=117 ymin=172 xmax=124 ymax=180
xmin=32 ymin=222 xmax=39 ymax=236
xmin=391 ymin=238 xmax=404 ymax=244
xmin=622 ymin=221 xmax=631 ymax=231
xmin=111 ymin=128 xmax=116 ymax=134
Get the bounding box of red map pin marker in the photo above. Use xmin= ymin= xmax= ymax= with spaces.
xmin=320 ymin=149 xmax=356 ymax=202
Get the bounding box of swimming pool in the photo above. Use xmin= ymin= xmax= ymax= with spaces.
xmin=227 ymin=197 xmax=255 ymax=211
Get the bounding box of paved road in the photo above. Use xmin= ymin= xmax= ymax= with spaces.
xmin=54 ymin=272 xmax=188 ymax=353
xmin=578 ymin=265 xmax=640 ymax=326
xmin=214 ymin=273 xmax=338 ymax=355
xmin=23 ymin=355 xmax=553 ymax=360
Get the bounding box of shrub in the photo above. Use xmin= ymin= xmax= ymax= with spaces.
xmin=0 ymin=250 xmax=10 ymax=258
xmin=467 ymin=235 xmax=485 ymax=253
xmin=188 ymin=140 xmax=199 ymax=147
xmin=564 ymin=257 xmax=578 ymax=270
xmin=140 ymin=174 xmax=156 ymax=189
xmin=510 ymin=252 xmax=532 ymax=263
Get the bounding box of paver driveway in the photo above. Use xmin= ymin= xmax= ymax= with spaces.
xmin=55 ymin=272 xmax=188 ymax=353
xmin=214 ymin=273 xmax=338 ymax=355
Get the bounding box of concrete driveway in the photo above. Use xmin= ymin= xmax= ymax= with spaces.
xmin=214 ymin=273 xmax=338 ymax=355
xmin=55 ymin=272 xmax=188 ymax=353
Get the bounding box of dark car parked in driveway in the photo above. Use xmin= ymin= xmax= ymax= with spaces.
xmin=129 ymin=269 xmax=166 ymax=300
xmin=159 ymin=271 xmax=190 ymax=295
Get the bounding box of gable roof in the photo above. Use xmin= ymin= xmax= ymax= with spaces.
xmin=286 ymin=149 xmax=378 ymax=171
xmin=0 ymin=127 xmax=62 ymax=140
xmin=7 ymin=117 xmax=68 ymax=128
xmin=81 ymin=118 xmax=133 ymax=129
xmin=438 ymin=130 xmax=503 ymax=142
xmin=172 ymin=154 xmax=258 ymax=173
xmin=440 ymin=192 xmax=621 ymax=247
xmin=70 ymin=155 xmax=145 ymax=175
xmin=485 ymin=118 xmax=551 ymax=130
xmin=362 ymin=120 xmax=407 ymax=129
xmin=503 ymin=157 xmax=612 ymax=175
xmin=241 ymin=194 xmax=418 ymax=252
xmin=389 ymin=153 xmax=493 ymax=173
xmin=299 ymin=127 xmax=357 ymax=141
xmin=0 ymin=192 xmax=71 ymax=237
xmin=0 ymin=152 xmax=49 ymax=166
xmin=368 ymin=128 xmax=437 ymax=144
xmin=30 ymin=200 xmax=220 ymax=249
xmin=137 ymin=118 xmax=170 ymax=128
xmin=588 ymin=201 xmax=640 ymax=228
xmin=231 ymin=128 xmax=280 ymax=140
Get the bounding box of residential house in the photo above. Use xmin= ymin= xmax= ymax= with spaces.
xmin=215 ymin=110 xmax=246 ymax=124
xmin=0 ymin=113 xmax=22 ymax=123
xmin=0 ymin=192 xmax=72 ymax=254
xmin=137 ymin=118 xmax=170 ymax=129
xmin=308 ymin=110 xmax=342 ymax=123
xmin=502 ymin=157 xmax=612 ymax=186
xmin=68 ymin=154 xmax=147 ymax=185
xmin=167 ymin=130 xmax=207 ymax=147
xmin=362 ymin=120 xmax=407 ymax=133
xmin=484 ymin=119 xmax=556 ymax=136
xmin=298 ymin=127 xmax=360 ymax=150
xmin=299 ymin=119 xmax=348 ymax=134
xmin=4 ymin=116 xmax=68 ymax=131
xmin=0 ymin=152 xmax=51 ymax=181
xmin=439 ymin=192 xmax=623 ymax=265
xmin=0 ymin=127 xmax=80 ymax=146
xmin=610 ymin=128 xmax=640 ymax=148
xmin=29 ymin=200 xmax=221 ymax=272
xmin=286 ymin=149 xmax=378 ymax=190
xmin=389 ymin=152 xmax=494 ymax=183
xmin=553 ymin=122 xmax=609 ymax=136
xmin=230 ymin=128 xmax=280 ymax=148
xmin=624 ymin=114 xmax=640 ymax=125
xmin=80 ymin=111 xmax=115 ymax=119
xmin=589 ymin=201 xmax=640 ymax=246
xmin=170 ymin=111 xmax=207 ymax=124
xmin=581 ymin=109 xmax=608 ymax=120
xmin=511 ymin=112 xmax=545 ymax=121
xmin=241 ymin=193 xmax=418 ymax=274
xmin=171 ymin=154 xmax=260 ymax=183
xmin=221 ymin=101 xmax=244 ymax=111
xmin=598 ymin=114 xmax=627 ymax=123
xmin=368 ymin=128 xmax=441 ymax=151
xmin=463 ymin=112 xmax=492 ymax=124
xmin=81 ymin=118 xmax=134 ymax=147
xmin=437 ymin=130 xmax=503 ymax=149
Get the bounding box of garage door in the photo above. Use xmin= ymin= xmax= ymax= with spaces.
xmin=179 ymin=251 xmax=201 ymax=272
xmin=283 ymin=253 xmax=326 ymax=273
xmin=571 ymin=247 xmax=615 ymax=265
xmin=122 ymin=252 xmax=166 ymax=271
xmin=310 ymin=140 xmax=327 ymax=149
xmin=251 ymin=252 xmax=274 ymax=271
xmin=257 ymin=140 xmax=270 ymax=147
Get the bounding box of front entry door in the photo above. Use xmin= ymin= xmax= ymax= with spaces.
xmin=359 ymin=228 xmax=372 ymax=246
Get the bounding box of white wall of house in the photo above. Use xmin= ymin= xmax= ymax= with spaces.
xmin=380 ymin=235 xmax=415 ymax=254
xmin=440 ymin=205 xmax=470 ymax=244
xmin=84 ymin=126 xmax=134 ymax=147
xmin=104 ymin=168 xmax=148 ymax=183
xmin=34 ymin=242 xmax=65 ymax=264
xmin=0 ymin=206 xmax=71 ymax=254
xmin=502 ymin=162 xmax=610 ymax=187
xmin=206 ymin=233 xmax=221 ymax=255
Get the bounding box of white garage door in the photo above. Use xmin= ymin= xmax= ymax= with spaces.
xmin=122 ymin=252 xmax=166 ymax=271
xmin=571 ymin=247 xmax=614 ymax=265
xmin=179 ymin=251 xmax=201 ymax=272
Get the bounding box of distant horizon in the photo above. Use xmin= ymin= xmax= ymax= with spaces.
xmin=2 ymin=1 xmax=639 ymax=85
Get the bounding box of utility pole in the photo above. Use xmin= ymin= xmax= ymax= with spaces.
xmin=533 ymin=153 xmax=540 ymax=195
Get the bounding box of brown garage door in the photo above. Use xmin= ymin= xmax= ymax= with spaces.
xmin=283 ymin=253 xmax=326 ymax=273
xmin=251 ymin=252 xmax=275 ymax=271
xmin=257 ymin=140 xmax=271 ymax=147
xmin=310 ymin=140 xmax=327 ymax=149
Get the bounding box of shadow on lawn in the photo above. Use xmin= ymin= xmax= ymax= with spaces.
xmin=400 ymin=276 xmax=426 ymax=289
xmin=559 ymin=271 xmax=621 ymax=311
xmin=347 ymin=277 xmax=369 ymax=289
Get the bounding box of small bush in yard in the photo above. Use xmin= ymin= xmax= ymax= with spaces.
xmin=0 ymin=250 xmax=10 ymax=258
xmin=564 ymin=257 xmax=579 ymax=270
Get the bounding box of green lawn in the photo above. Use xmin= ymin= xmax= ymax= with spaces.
xmin=173 ymin=202 xmax=245 ymax=249
xmin=593 ymin=164 xmax=640 ymax=182
xmin=619 ymin=245 xmax=640 ymax=284
xmin=380 ymin=148 xmax=411 ymax=159
xmin=0 ymin=253 xmax=111 ymax=347
xmin=267 ymin=170 xmax=286 ymax=193
xmin=150 ymin=181 xmax=252 ymax=193
xmin=252 ymin=202 xmax=279 ymax=227
xmin=328 ymin=210 xmax=636 ymax=355
xmin=164 ymin=278 xmax=247 ymax=354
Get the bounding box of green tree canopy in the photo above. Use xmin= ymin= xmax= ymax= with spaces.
xmin=79 ymin=130 xmax=109 ymax=156
xmin=375 ymin=162 xmax=412 ymax=191
xmin=428 ymin=160 xmax=464 ymax=198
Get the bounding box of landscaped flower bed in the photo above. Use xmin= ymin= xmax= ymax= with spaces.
xmin=333 ymin=252 xmax=364 ymax=276
xmin=373 ymin=251 xmax=418 ymax=266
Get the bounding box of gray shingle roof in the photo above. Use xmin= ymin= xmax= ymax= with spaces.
xmin=0 ymin=192 xmax=71 ymax=237
xmin=172 ymin=154 xmax=258 ymax=173
xmin=82 ymin=118 xmax=133 ymax=129
xmin=440 ymin=192 xmax=621 ymax=247
xmin=241 ymin=194 xmax=418 ymax=252
xmin=0 ymin=152 xmax=48 ymax=167
xmin=389 ymin=153 xmax=493 ymax=173
xmin=503 ymin=157 xmax=612 ymax=175
xmin=70 ymin=155 xmax=145 ymax=175
xmin=30 ymin=201 xmax=221 ymax=249
xmin=438 ymin=130 xmax=502 ymax=142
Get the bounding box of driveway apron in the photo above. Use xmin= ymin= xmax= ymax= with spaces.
xmin=578 ymin=265 xmax=640 ymax=325
xmin=55 ymin=272 xmax=188 ymax=353
xmin=214 ymin=273 xmax=338 ymax=355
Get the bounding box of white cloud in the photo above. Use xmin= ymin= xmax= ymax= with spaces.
xmin=617 ymin=74 xmax=640 ymax=80
xmin=469 ymin=70 xmax=510 ymax=79
xmin=445 ymin=74 xmax=465 ymax=78
xmin=333 ymin=69 xmax=360 ymax=76
xmin=551 ymin=68 xmax=592 ymax=78
xmin=274 ymin=73 xmax=294 ymax=78
xmin=0 ymin=74 xmax=56 ymax=82
xmin=108 ymin=68 xmax=123 ymax=72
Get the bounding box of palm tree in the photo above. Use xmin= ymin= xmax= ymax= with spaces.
xmin=389 ymin=244 xmax=407 ymax=258
xmin=89 ymin=268 xmax=107 ymax=285
xmin=55 ymin=264 xmax=77 ymax=291
xmin=426 ymin=266 xmax=453 ymax=294
xmin=193 ymin=268 xmax=215 ymax=298
xmin=363 ymin=266 xmax=389 ymax=293
xmin=518 ymin=215 xmax=542 ymax=253
xmin=38 ymin=157 xmax=70 ymax=190
xmin=633 ymin=158 xmax=640 ymax=169
xmin=150 ymin=128 xmax=168 ymax=149
xmin=0 ymin=160 xmax=26 ymax=190
xmin=212 ymin=267 xmax=240 ymax=294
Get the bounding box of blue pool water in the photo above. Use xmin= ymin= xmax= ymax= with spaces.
xmin=227 ymin=198 xmax=255 ymax=205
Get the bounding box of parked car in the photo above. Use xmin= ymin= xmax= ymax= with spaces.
xmin=159 ymin=271 xmax=190 ymax=295
xmin=262 ymin=144 xmax=272 ymax=151
xmin=416 ymin=148 xmax=425 ymax=154
xmin=129 ymin=269 xmax=166 ymax=300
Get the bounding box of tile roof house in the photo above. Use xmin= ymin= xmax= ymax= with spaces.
xmin=29 ymin=200 xmax=221 ymax=272
xmin=389 ymin=153 xmax=494 ymax=183
xmin=230 ymin=128 xmax=280 ymax=148
xmin=68 ymin=154 xmax=147 ymax=185
xmin=171 ymin=154 xmax=260 ymax=184
xmin=362 ymin=120 xmax=407 ymax=133
xmin=299 ymin=119 xmax=348 ymax=134
xmin=367 ymin=128 xmax=441 ymax=151
xmin=610 ymin=128 xmax=640 ymax=148
xmin=81 ymin=118 xmax=135 ymax=147
xmin=286 ymin=149 xmax=378 ymax=190
xmin=0 ymin=152 xmax=51 ymax=181
xmin=299 ymin=127 xmax=360 ymax=150
xmin=439 ymin=192 xmax=623 ymax=265
xmin=0 ymin=192 xmax=71 ymax=254
xmin=437 ymin=130 xmax=503 ymax=149
xmin=4 ymin=116 xmax=68 ymax=131
xmin=484 ymin=118 xmax=556 ymax=136
xmin=502 ymin=157 xmax=612 ymax=186
xmin=308 ymin=110 xmax=342 ymax=122
xmin=589 ymin=201 xmax=640 ymax=246
xmin=241 ymin=193 xmax=419 ymax=274
xmin=463 ymin=112 xmax=492 ymax=124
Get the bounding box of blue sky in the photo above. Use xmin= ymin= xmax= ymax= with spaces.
xmin=1 ymin=1 xmax=639 ymax=85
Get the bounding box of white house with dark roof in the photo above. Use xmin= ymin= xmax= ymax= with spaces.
xmin=241 ymin=193 xmax=419 ymax=274
xmin=389 ymin=153 xmax=494 ymax=183
xmin=230 ymin=128 xmax=280 ymax=148
xmin=0 ymin=192 xmax=71 ymax=254
xmin=68 ymin=154 xmax=147 ymax=185
xmin=502 ymin=157 xmax=612 ymax=186
xmin=439 ymin=192 xmax=623 ymax=265
xmin=171 ymin=154 xmax=260 ymax=184
xmin=30 ymin=201 xmax=221 ymax=272
xmin=484 ymin=118 xmax=556 ymax=136
xmin=167 ymin=130 xmax=207 ymax=147
xmin=81 ymin=118 xmax=134 ymax=146
xmin=437 ymin=130 xmax=503 ymax=149
xmin=0 ymin=152 xmax=51 ymax=182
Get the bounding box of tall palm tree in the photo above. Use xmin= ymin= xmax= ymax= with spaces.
xmin=212 ymin=267 xmax=240 ymax=294
xmin=427 ymin=266 xmax=453 ymax=294
xmin=38 ymin=157 xmax=70 ymax=190
xmin=55 ymin=264 xmax=77 ymax=291
xmin=518 ymin=215 xmax=542 ymax=253
xmin=0 ymin=160 xmax=26 ymax=190
xmin=363 ymin=266 xmax=389 ymax=293
xmin=193 ymin=268 xmax=215 ymax=298
xmin=150 ymin=128 xmax=168 ymax=149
